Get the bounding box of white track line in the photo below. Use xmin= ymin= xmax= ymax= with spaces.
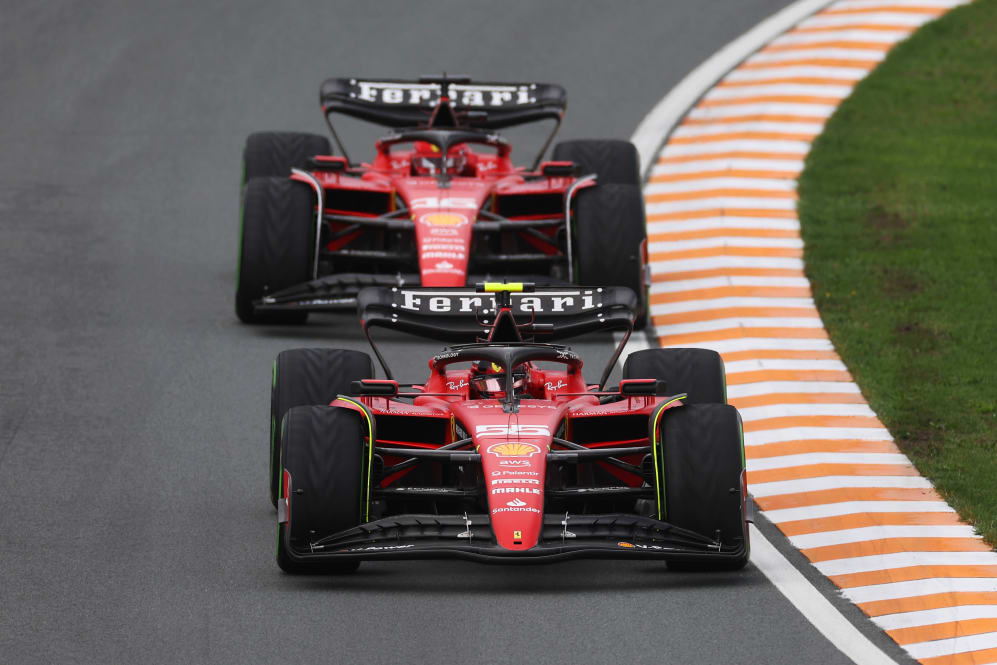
xmin=664 ymin=338 xmax=836 ymax=354
xmin=646 ymin=178 xmax=800 ymax=194
xmin=703 ymin=82 xmax=856 ymax=98
xmin=631 ymin=0 xmax=839 ymax=174
xmin=670 ymin=121 xmax=826 ymax=137
xmin=751 ymin=476 xmax=931 ymax=498
xmin=652 ymin=257 xmax=806 ymax=274
xmin=873 ymin=605 xmax=997 ymax=631
xmin=765 ymin=501 xmax=955 ymax=523
xmin=685 ymin=102 xmax=839 ymax=120
xmin=652 ymin=158 xmax=805 ymax=175
xmin=728 ymin=359 xmax=848 ymax=375
xmin=653 ymin=297 xmax=817 ymax=315
xmin=650 ymin=236 xmax=805 ymax=250
xmin=746 ymin=47 xmax=887 ymax=63
xmin=727 ymin=381 xmax=861 ymax=397
xmin=789 ymin=525 xmax=978 ymax=549
xmin=747 ymin=429 xmax=895 ymax=448
xmin=799 ymin=12 xmax=938 ymax=28
xmin=749 ymin=523 xmax=898 ymax=665
xmin=817 ymin=552 xmax=997 ymax=577
xmin=648 ymin=217 xmax=802 ymax=232
xmin=906 ymin=631 xmax=997 ymax=660
xmin=739 ymin=402 xmax=877 ymax=419
xmin=769 ymin=30 xmax=913 ymax=46
xmin=747 ymin=452 xmax=911 ymax=471
xmin=660 ymin=139 xmax=811 ymax=158
xmin=833 ymin=0 xmax=962 ymax=8
xmin=845 ymin=577 xmax=997 ymax=604
xmin=653 ymin=275 xmax=812 ymax=291
xmin=652 ymin=318 xmax=824 ymax=337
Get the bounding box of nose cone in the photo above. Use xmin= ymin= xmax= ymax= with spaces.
xmin=413 ymin=207 xmax=472 ymax=286
xmin=479 ymin=439 xmax=548 ymax=550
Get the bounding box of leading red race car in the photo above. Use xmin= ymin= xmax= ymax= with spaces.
xmin=264 ymin=284 xmax=748 ymax=572
xmin=236 ymin=75 xmax=650 ymax=327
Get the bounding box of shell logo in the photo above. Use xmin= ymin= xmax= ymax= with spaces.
xmin=486 ymin=442 xmax=541 ymax=458
xmin=420 ymin=212 xmax=468 ymax=227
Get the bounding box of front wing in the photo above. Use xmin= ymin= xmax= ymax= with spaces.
xmin=280 ymin=512 xmax=748 ymax=565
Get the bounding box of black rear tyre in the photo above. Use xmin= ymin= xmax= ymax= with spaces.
xmin=243 ymin=132 xmax=331 ymax=182
xmin=573 ymin=183 xmax=648 ymax=328
xmin=269 ymin=348 xmax=374 ymax=506
xmin=235 ymin=177 xmax=314 ymax=324
xmin=660 ymin=403 xmax=748 ymax=571
xmin=277 ymin=405 xmax=366 ymax=574
xmin=552 ymin=139 xmax=641 ymax=186
xmin=623 ymin=348 xmax=727 ymax=404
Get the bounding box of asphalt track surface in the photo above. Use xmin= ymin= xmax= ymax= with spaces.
xmin=0 ymin=1 xmax=906 ymax=663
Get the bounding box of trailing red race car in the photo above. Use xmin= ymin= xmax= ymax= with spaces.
xmin=263 ymin=284 xmax=748 ymax=572
xmin=236 ymin=75 xmax=650 ymax=327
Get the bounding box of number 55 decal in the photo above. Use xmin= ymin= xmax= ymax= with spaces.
xmin=476 ymin=424 xmax=551 ymax=437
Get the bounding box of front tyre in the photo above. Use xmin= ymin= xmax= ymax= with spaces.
xmin=243 ymin=132 xmax=332 ymax=183
xmin=552 ymin=139 xmax=641 ymax=186
xmin=235 ymin=177 xmax=314 ymax=324
xmin=573 ymin=183 xmax=649 ymax=328
xmin=269 ymin=348 xmax=374 ymax=506
xmin=277 ymin=405 xmax=366 ymax=574
xmin=659 ymin=403 xmax=749 ymax=571
xmin=623 ymin=348 xmax=727 ymax=404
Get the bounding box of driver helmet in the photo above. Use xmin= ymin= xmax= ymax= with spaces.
xmin=470 ymin=361 xmax=529 ymax=399
xmin=412 ymin=141 xmax=469 ymax=176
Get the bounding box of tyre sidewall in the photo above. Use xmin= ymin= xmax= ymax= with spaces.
xmin=623 ymin=348 xmax=727 ymax=404
xmin=269 ymin=348 xmax=374 ymax=505
xmin=277 ymin=405 xmax=366 ymax=574
xmin=573 ymin=183 xmax=647 ymax=322
xmin=660 ymin=403 xmax=748 ymax=568
xmin=236 ymin=177 xmax=314 ymax=323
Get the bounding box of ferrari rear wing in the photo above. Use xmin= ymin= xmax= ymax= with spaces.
xmin=357 ymin=284 xmax=637 ymax=343
xmin=320 ymin=77 xmax=567 ymax=130
xmin=319 ymin=75 xmax=567 ymax=167
xmin=357 ymin=283 xmax=637 ymax=385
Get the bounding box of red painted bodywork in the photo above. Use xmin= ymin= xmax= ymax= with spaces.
xmin=334 ymin=358 xmax=680 ymax=553
xmin=295 ymin=142 xmax=592 ymax=286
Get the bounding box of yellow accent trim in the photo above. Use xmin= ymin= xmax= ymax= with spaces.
xmin=651 ymin=395 xmax=687 ymax=521
xmin=483 ymin=282 xmax=523 ymax=293
xmin=336 ymin=397 xmax=375 ymax=523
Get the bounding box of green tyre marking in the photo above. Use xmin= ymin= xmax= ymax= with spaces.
xmin=269 ymin=358 xmax=277 ymax=499
xmin=335 ymin=397 xmax=375 ymax=523
xmin=650 ymin=394 xmax=687 ymax=521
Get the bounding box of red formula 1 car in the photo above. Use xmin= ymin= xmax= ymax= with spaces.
xmin=263 ymin=284 xmax=748 ymax=572
xmin=236 ymin=75 xmax=650 ymax=327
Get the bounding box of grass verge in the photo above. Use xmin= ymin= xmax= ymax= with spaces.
xmin=797 ymin=0 xmax=997 ymax=545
